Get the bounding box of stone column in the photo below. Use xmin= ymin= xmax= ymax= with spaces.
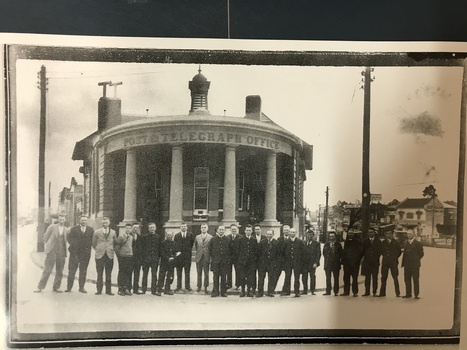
xmin=261 ymin=151 xmax=281 ymax=238
xmin=222 ymin=146 xmax=238 ymax=230
xmin=119 ymin=148 xmax=137 ymax=235
xmin=165 ymin=145 xmax=184 ymax=232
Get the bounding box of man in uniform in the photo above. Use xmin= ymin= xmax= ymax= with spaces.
xmin=237 ymin=224 xmax=258 ymax=297
xmin=174 ymin=223 xmax=195 ymax=292
xmin=301 ymin=229 xmax=321 ymax=295
xmin=282 ymin=228 xmax=304 ymax=297
xmin=65 ymin=215 xmax=94 ymax=293
xmin=34 ymin=214 xmax=69 ymax=293
xmin=92 ymin=217 xmax=117 ymax=295
xmin=401 ymin=228 xmax=424 ymax=299
xmin=323 ymin=232 xmax=342 ymax=296
xmin=227 ymin=223 xmax=241 ymax=290
xmin=340 ymin=230 xmax=364 ymax=297
xmin=257 ymin=229 xmax=279 ymax=297
xmin=361 ymin=228 xmax=382 ymax=296
xmin=378 ymin=230 xmax=402 ymax=297
xmin=194 ymin=223 xmax=212 ymax=294
xmin=209 ymin=225 xmax=231 ymax=297
xmin=141 ymin=222 xmax=161 ymax=295
xmin=156 ymin=231 xmax=181 ymax=296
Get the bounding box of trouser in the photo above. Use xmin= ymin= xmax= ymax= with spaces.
xmin=239 ymin=263 xmax=257 ymax=292
xmin=96 ymin=253 xmax=114 ymax=293
xmin=325 ymin=268 xmax=340 ymax=295
xmin=380 ymin=262 xmax=400 ymax=296
xmin=158 ymin=261 xmax=174 ymax=292
xmin=117 ymin=256 xmax=133 ymax=290
xmin=404 ymin=267 xmax=420 ymax=297
xmin=37 ymin=248 xmax=65 ymax=290
xmin=196 ymin=256 xmax=210 ymax=288
xmin=284 ymin=265 xmax=301 ymax=295
xmin=142 ymin=261 xmax=159 ymax=292
xmin=176 ymin=260 xmax=192 ymax=289
xmin=364 ymin=265 xmax=379 ymax=294
xmin=258 ymin=264 xmax=276 ymax=294
xmin=343 ymin=264 xmax=360 ymax=295
xmin=132 ymin=260 xmax=143 ymax=292
xmin=227 ymin=262 xmax=240 ymax=288
xmin=302 ymin=267 xmax=317 ymax=293
xmin=212 ymin=263 xmax=228 ymax=295
xmin=67 ymin=252 xmax=91 ymax=290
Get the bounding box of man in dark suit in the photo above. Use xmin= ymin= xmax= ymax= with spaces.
xmin=282 ymin=228 xmax=304 ymax=297
xmin=401 ymin=228 xmax=424 ymax=299
xmin=131 ymin=223 xmax=145 ymax=294
xmin=141 ymin=222 xmax=161 ymax=295
xmin=323 ymin=232 xmax=342 ymax=296
xmin=253 ymin=224 xmax=266 ymax=292
xmin=275 ymin=224 xmax=290 ymax=293
xmin=174 ymin=222 xmax=195 ymax=292
xmin=378 ymin=230 xmax=402 ymax=297
xmin=257 ymin=229 xmax=279 ymax=297
xmin=301 ymin=229 xmax=321 ymax=295
xmin=340 ymin=230 xmax=364 ymax=297
xmin=156 ymin=231 xmax=181 ymax=296
xmin=361 ymin=228 xmax=382 ymax=296
xmin=227 ymin=223 xmax=241 ymax=290
xmin=34 ymin=214 xmax=69 ymax=293
xmin=194 ymin=223 xmax=212 ymax=294
xmin=91 ymin=217 xmax=117 ymax=295
xmin=237 ymin=224 xmax=258 ymax=297
xmin=115 ymin=223 xmax=134 ymax=296
xmin=65 ymin=215 xmax=94 ymax=293
xmin=209 ymin=225 xmax=231 ymax=297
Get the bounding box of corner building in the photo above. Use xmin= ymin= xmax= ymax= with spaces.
xmin=72 ymin=69 xmax=313 ymax=236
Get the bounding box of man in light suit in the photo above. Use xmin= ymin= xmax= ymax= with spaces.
xmin=402 ymin=228 xmax=424 ymax=299
xmin=92 ymin=217 xmax=117 ymax=295
xmin=65 ymin=215 xmax=94 ymax=293
xmin=194 ymin=223 xmax=212 ymax=294
xmin=34 ymin=214 xmax=69 ymax=293
xmin=174 ymin=222 xmax=195 ymax=292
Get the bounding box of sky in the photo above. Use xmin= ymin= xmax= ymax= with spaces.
xmin=15 ymin=59 xmax=463 ymax=217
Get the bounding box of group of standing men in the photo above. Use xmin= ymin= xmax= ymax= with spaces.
xmin=322 ymin=228 xmax=424 ymax=299
xmin=34 ymin=214 xmax=423 ymax=300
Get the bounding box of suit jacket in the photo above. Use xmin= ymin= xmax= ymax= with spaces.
xmin=143 ymin=233 xmax=161 ymax=264
xmin=160 ymin=239 xmax=181 ymax=265
xmin=323 ymin=241 xmax=342 ymax=271
xmin=402 ymin=239 xmax=424 ymax=268
xmin=228 ymin=234 xmax=242 ymax=264
xmin=276 ymin=235 xmax=289 ymax=266
xmin=237 ymin=235 xmax=259 ymax=266
xmin=174 ymin=231 xmax=195 ymax=265
xmin=44 ymin=223 xmax=69 ymax=258
xmin=381 ymin=239 xmax=402 ymax=266
xmin=92 ymin=228 xmax=117 ymax=259
xmin=283 ymin=238 xmax=304 ymax=268
xmin=67 ymin=225 xmax=93 ymax=257
xmin=361 ymin=237 xmax=382 ymax=272
xmin=258 ymin=238 xmax=279 ymax=269
xmin=194 ymin=232 xmax=212 ymax=263
xmin=303 ymin=240 xmax=321 ymax=269
xmin=132 ymin=233 xmax=145 ymax=263
xmin=341 ymin=238 xmax=364 ymax=268
xmin=209 ymin=234 xmax=231 ymax=266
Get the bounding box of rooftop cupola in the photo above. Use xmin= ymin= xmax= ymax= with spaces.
xmin=188 ymin=66 xmax=211 ymax=115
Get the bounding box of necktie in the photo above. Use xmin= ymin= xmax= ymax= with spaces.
xmin=81 ymin=226 xmax=85 ymax=234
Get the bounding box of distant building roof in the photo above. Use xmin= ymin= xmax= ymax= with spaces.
xmin=397 ymin=197 xmax=444 ymax=210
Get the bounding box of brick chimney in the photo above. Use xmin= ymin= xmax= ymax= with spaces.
xmin=245 ymin=95 xmax=261 ymax=121
xmin=97 ymin=81 xmax=122 ymax=130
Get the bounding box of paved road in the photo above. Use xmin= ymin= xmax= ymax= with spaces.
xmin=13 ymin=223 xmax=457 ymax=335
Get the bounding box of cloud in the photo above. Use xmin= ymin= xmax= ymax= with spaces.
xmin=399 ymin=111 xmax=444 ymax=137
xmin=406 ymin=83 xmax=452 ymax=100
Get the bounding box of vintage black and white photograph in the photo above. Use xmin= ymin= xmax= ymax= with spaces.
xmin=5 ymin=42 xmax=465 ymax=346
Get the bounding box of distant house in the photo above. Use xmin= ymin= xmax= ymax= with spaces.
xmin=436 ymin=201 xmax=457 ymax=236
xmin=395 ymin=197 xmax=444 ymax=244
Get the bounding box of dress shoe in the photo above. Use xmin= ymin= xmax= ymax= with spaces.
xmin=118 ymin=291 xmax=125 ymax=296
xmin=247 ymin=292 xmax=254 ymax=297
xmin=151 ymin=291 xmax=158 ymax=295
xmin=196 ymin=288 xmax=201 ymax=293
xmin=165 ymin=290 xmax=174 ymax=295
xmin=155 ymin=292 xmax=162 ymax=296
xmin=135 ymin=291 xmax=144 ymax=295
xmin=106 ymin=292 xmax=115 ymax=296
xmin=373 ymin=293 xmax=377 ymax=297
xmin=323 ymin=292 xmax=331 ymax=296
xmin=239 ymin=292 xmax=245 ymax=298
xmin=211 ymin=292 xmax=219 ymax=298
xmin=95 ymin=291 xmax=102 ymax=295
xmin=235 ymin=286 xmax=240 ymax=291
xmin=221 ymin=293 xmax=227 ymax=297
xmin=378 ymin=294 xmax=386 ymax=297
xmin=353 ymin=294 xmax=358 ymax=297
xmin=294 ymin=293 xmax=300 ymax=297
xmin=33 ymin=289 xmax=42 ymax=293
xmin=339 ymin=293 xmax=349 ymax=296
xmin=65 ymin=289 xmax=71 ymax=293
xmin=204 ymin=288 xmax=209 ymax=295
xmin=175 ymin=288 xmax=181 ymax=293
xmin=311 ymin=292 xmax=316 ymax=295
xmin=53 ymin=289 xmax=63 ymax=293
xmin=415 ymin=296 xmax=420 ymax=299
xmin=300 ymin=291 xmax=307 ymax=295
xmin=256 ymin=293 xmax=264 ymax=298
xmin=186 ymin=287 xmax=193 ymax=292
xmin=79 ymin=288 xmax=87 ymax=294
xmin=402 ymin=295 xmax=412 ymax=298
xmin=396 ymin=294 xmax=401 ymax=298
xmin=281 ymin=292 xmax=290 ymax=296
xmin=124 ymin=290 xmax=132 ymax=296
xmin=362 ymin=293 xmax=370 ymax=297
xmin=267 ymin=293 xmax=275 ymax=297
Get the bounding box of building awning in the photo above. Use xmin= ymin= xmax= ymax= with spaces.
xmin=72 ymin=131 xmax=98 ymax=161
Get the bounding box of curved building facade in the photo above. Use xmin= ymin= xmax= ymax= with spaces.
xmin=72 ymin=69 xmax=313 ymax=236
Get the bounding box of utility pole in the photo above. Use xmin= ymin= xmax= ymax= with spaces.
xmin=48 ymin=181 xmax=51 ymax=219
xmin=361 ymin=67 xmax=374 ymax=236
xmin=227 ymin=0 xmax=230 ymax=39
xmin=324 ymin=186 xmax=329 ymax=238
xmin=37 ymin=65 xmax=47 ymax=252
